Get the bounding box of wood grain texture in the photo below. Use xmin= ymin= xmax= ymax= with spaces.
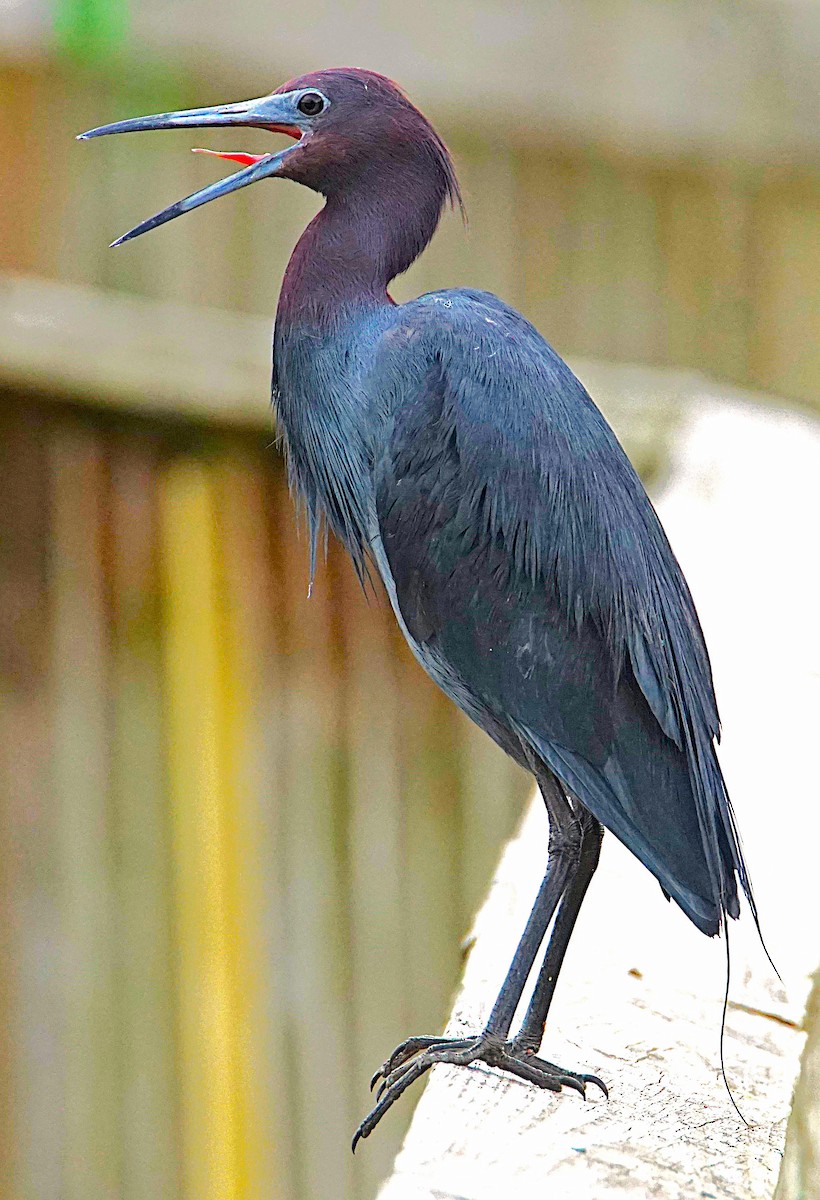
xmin=776 ymin=971 xmax=820 ymax=1200
xmin=0 ymin=406 xmax=55 ymax=1200
xmin=215 ymin=452 xmax=284 ymax=1200
xmin=337 ymin=558 xmax=409 ymax=1200
xmin=108 ymin=437 xmax=180 ymax=1200
xmin=279 ymin=515 xmax=355 ymax=1200
xmin=0 ymin=69 xmax=43 ymax=275
xmin=50 ymin=424 xmax=120 ymax=1200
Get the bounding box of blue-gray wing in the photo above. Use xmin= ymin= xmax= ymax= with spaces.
xmin=371 ymin=289 xmax=753 ymax=935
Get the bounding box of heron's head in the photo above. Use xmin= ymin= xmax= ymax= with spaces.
xmin=78 ymin=67 xmax=461 ymax=246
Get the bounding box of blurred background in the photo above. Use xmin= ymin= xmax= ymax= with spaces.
xmin=0 ymin=2 xmax=817 ymax=1199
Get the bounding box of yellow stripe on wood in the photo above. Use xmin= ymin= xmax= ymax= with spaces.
xmin=159 ymin=458 xmax=242 ymax=1200
xmin=214 ymin=453 xmax=284 ymax=1199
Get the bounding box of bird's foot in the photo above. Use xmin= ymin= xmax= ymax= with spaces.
xmin=353 ymin=1032 xmax=607 ymax=1150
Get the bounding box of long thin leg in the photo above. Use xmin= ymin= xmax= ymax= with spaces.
xmin=513 ymin=804 xmax=603 ymax=1053
xmin=367 ymin=766 xmax=582 ymax=1088
xmin=355 ymin=764 xmax=605 ymax=1150
xmin=376 ymin=779 xmax=578 ymax=1085
xmin=484 ymin=767 xmax=579 ymax=1037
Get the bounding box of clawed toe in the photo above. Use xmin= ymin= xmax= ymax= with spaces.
xmin=369 ymin=1034 xmax=455 ymax=1091
xmin=354 ymin=1033 xmax=608 ymax=1151
xmin=581 ymin=1072 xmax=609 ymax=1099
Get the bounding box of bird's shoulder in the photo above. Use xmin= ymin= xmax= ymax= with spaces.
xmin=378 ymin=287 xmax=589 ymax=403
xmin=372 ymin=287 xmax=634 ymax=472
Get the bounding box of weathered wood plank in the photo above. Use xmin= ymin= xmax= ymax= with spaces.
xmin=108 ymin=436 xmax=180 ymax=1200
xmin=0 ymin=406 xmax=56 ymax=1198
xmin=337 ymin=558 xmax=410 ymax=1199
xmin=0 ymin=273 xmax=272 ymax=426
xmin=215 ymin=452 xmax=285 ymax=1200
xmin=49 ymin=424 xmax=121 ymax=1200
xmin=159 ymin=458 xmax=242 ymax=1200
xmin=2 ymin=271 xmax=812 ymax=447
xmin=279 ymin=515 xmax=356 ymax=1200
xmin=776 ymin=971 xmax=820 ymax=1200
xmin=378 ymin=795 xmax=800 ymax=1200
xmin=255 ymin=464 xmax=301 ymax=1200
xmin=751 ymin=188 xmax=820 ymax=405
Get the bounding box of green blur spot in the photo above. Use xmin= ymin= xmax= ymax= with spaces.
xmin=53 ymin=0 xmax=130 ymax=64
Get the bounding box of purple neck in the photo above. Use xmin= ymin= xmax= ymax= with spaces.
xmin=277 ymin=176 xmax=445 ymax=327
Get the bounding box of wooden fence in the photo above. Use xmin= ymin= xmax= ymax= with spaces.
xmin=0 ymin=395 xmax=528 ymax=1200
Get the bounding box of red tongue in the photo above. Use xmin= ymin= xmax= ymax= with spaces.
xmin=192 ymin=147 xmax=268 ymax=166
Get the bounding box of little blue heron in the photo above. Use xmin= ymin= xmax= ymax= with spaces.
xmin=79 ymin=68 xmax=758 ymax=1149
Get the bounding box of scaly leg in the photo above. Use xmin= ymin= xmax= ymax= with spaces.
xmin=354 ymin=766 xmax=605 ymax=1150
xmin=512 ymin=804 xmax=604 ymax=1066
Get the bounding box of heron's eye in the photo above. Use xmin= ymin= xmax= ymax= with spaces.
xmin=297 ymin=92 xmax=325 ymax=117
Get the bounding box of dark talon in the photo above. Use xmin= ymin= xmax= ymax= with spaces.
xmin=559 ymin=1072 xmax=586 ymax=1097
xmin=583 ymin=1073 xmax=609 ymax=1098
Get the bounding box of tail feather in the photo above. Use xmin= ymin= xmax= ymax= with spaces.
xmin=515 ymin=721 xmax=727 ymax=936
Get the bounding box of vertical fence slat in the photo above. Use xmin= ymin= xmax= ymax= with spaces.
xmin=457 ymin=718 xmax=528 ymax=934
xmin=658 ymin=173 xmax=711 ymax=371
xmin=396 ymin=138 xmax=518 ymax=306
xmin=159 ymin=458 xmax=241 ymax=1200
xmin=610 ymin=171 xmax=664 ymax=365
xmin=109 ymin=437 xmax=180 ymax=1200
xmin=50 ymin=70 xmax=123 ymax=290
xmin=751 ymin=188 xmax=820 ymax=405
xmin=569 ymin=159 xmax=624 ymax=361
xmin=0 ymin=407 xmax=57 ymax=1198
xmin=50 ymin=424 xmax=120 ymax=1200
xmin=338 ymin=559 xmax=409 ymax=1198
xmin=255 ymin=463 xmax=302 ymax=1199
xmin=701 ymin=174 xmax=755 ymax=384
xmin=0 ymin=68 xmax=43 ymax=274
xmin=280 ymin=517 xmax=355 ymax=1200
xmin=516 ymin=153 xmax=577 ymax=353
xmin=216 ymin=451 xmax=288 ymax=1200
xmin=397 ymin=649 xmax=463 ymax=1038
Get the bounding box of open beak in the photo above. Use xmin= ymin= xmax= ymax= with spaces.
xmin=77 ymin=91 xmax=308 ymax=246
